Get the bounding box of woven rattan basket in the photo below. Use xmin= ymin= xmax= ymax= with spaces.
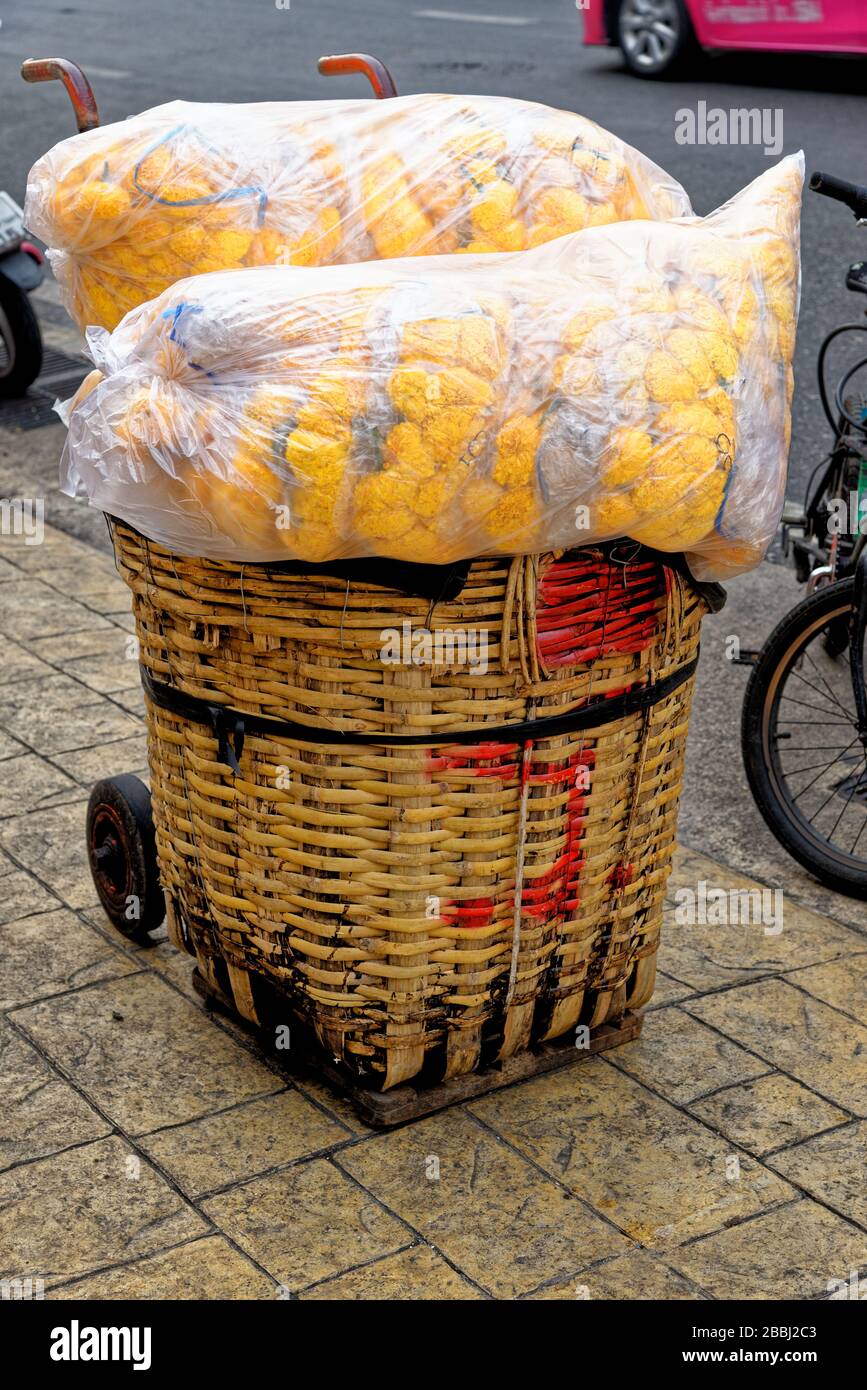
xmin=110 ymin=520 xmax=706 ymax=1091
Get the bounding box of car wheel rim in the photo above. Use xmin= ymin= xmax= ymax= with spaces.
xmin=0 ymin=301 xmax=15 ymax=377
xmin=620 ymin=0 xmax=680 ymax=68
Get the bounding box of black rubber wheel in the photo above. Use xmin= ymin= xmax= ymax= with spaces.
xmin=86 ymin=774 xmax=166 ymax=935
xmin=742 ymin=577 xmax=867 ymax=896
xmin=0 ymin=275 xmax=42 ymax=398
xmin=616 ymin=0 xmax=697 ymax=78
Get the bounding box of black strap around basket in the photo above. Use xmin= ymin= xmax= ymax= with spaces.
xmin=140 ymin=655 xmax=698 ymax=775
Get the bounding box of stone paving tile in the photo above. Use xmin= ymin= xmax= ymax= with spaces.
xmin=139 ymin=1089 xmax=350 ymax=1197
xmin=0 ymin=1018 xmax=109 ymax=1170
xmin=338 ymin=1108 xmax=631 ymax=1297
xmin=11 ymin=971 xmax=285 ymax=1135
xmin=0 ymin=908 xmax=136 ymax=1009
xmin=48 ymin=734 xmax=149 ymax=789
xmin=0 ymin=526 xmax=93 ymax=575
xmin=609 ymin=1007 xmax=769 ymax=1105
xmin=48 ymin=1237 xmax=278 ymax=1300
xmin=298 ymin=1242 xmax=483 ymax=1300
xmin=0 ymin=727 xmax=26 ymax=760
xmin=0 ymin=639 xmax=53 ymax=686
xmin=528 ymin=1250 xmax=706 ymax=1300
xmin=30 ymin=627 xmax=140 ymax=695
xmin=0 ymin=867 xmax=61 ymax=923
xmin=0 ymin=1136 xmax=207 ymax=1287
xmin=688 ymin=1074 xmax=851 ymax=1157
xmin=660 ymin=845 xmax=864 ymax=988
xmin=670 ymin=1199 xmax=867 ymax=1300
xmin=0 ymin=801 xmax=100 ymax=909
xmin=784 ymin=952 xmax=867 ymax=1026
xmin=766 ymin=1123 xmax=867 ymax=1230
xmin=0 ymin=673 xmax=141 ymax=756
xmin=685 ymin=980 xmax=867 ymax=1116
xmin=0 ymin=577 xmax=113 ymax=643
xmin=0 ymin=751 xmax=81 ymax=819
xmin=203 ymin=1157 xmax=410 ymax=1293
xmin=469 ymin=1059 xmax=794 ymax=1250
xmin=645 ymin=970 xmax=700 ymax=1009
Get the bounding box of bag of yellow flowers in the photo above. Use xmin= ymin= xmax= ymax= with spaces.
xmin=25 ymin=92 xmax=691 ymax=332
xmin=60 ymin=155 xmax=802 ymax=584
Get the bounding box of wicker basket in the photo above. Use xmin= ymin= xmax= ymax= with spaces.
xmin=110 ymin=520 xmax=706 ymax=1090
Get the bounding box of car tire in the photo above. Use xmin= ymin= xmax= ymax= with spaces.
xmin=616 ymin=0 xmax=697 ymax=79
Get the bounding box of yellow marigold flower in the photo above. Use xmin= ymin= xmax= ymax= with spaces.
xmin=133 ymin=144 xmax=174 ymax=189
xmin=284 ymin=429 xmax=349 ymax=473
xmin=232 ymin=447 xmax=284 ymax=503
xmin=167 ymin=226 xmax=208 ymax=263
xmin=317 ymin=206 xmax=343 ymax=259
xmin=389 ymin=366 xmax=439 ymax=424
xmin=533 ymin=187 xmax=591 ymax=228
xmin=699 ymin=329 xmax=739 ymax=381
xmin=424 ymin=406 xmax=484 ymax=466
xmin=645 ymin=349 xmax=699 ymax=403
xmin=391 ymin=524 xmax=443 ymax=564
xmin=144 ymin=251 xmax=186 ymax=280
xmin=526 ymin=223 xmax=559 ymax=249
xmin=209 ymin=229 xmax=254 ymax=264
xmin=248 ymin=227 xmax=292 ymax=266
xmin=289 ymin=525 xmax=340 ymax=563
xmin=458 ymin=239 xmax=500 ymax=254
xmin=491 ymin=218 xmax=525 ymax=252
xmin=632 ymin=468 xmax=727 ymax=551
xmin=384 ymin=422 xmax=437 ymax=478
xmin=664 ymin=328 xmax=717 ymax=392
xmin=355 ymin=501 xmax=416 ymax=541
xmin=656 ymin=400 xmax=730 ymax=443
xmin=459 ymin=316 xmax=503 ymax=379
xmin=650 ymin=432 xmax=720 ymax=484
xmin=481 ymin=486 xmax=539 ymax=542
xmin=595 ymin=492 xmax=642 ymax=536
xmin=436 ymin=366 xmax=492 ymax=414
xmin=400 ymin=318 xmax=463 ymax=368
xmin=462 ymin=478 xmax=504 ymax=520
xmin=492 ymin=413 xmax=540 ymax=488
xmin=102 ymin=243 xmax=151 ymax=277
xmin=703 ymin=387 xmax=737 ymax=441
xmin=415 ymin=473 xmax=460 ymax=521
xmin=676 ymin=286 xmax=731 ymax=338
xmin=160 ymin=178 xmax=214 ymax=206
xmin=602 ymin=428 xmax=654 ymax=489
xmin=77 ymin=179 xmax=131 ymax=226
xmin=470 ymin=179 xmax=518 ymax=233
xmin=562 ymin=302 xmax=615 ymax=352
xmin=586 ymin=202 xmax=617 ymax=228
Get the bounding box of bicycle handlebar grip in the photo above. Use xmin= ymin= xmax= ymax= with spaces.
xmin=21 ymin=57 xmax=100 ymax=132
xmin=318 ymin=53 xmax=398 ymax=99
xmin=810 ymin=170 xmax=867 ymax=220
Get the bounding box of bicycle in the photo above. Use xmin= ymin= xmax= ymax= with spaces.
xmin=741 ymin=170 xmax=867 ymax=896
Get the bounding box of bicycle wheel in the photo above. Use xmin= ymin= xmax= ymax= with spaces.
xmin=742 ymin=577 xmax=867 ymax=895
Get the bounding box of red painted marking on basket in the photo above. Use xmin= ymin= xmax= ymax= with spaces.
xmin=519 ymin=747 xmax=595 ymax=923
xmin=607 ymin=862 xmax=635 ymax=892
xmin=441 ymin=897 xmax=496 ymax=929
xmin=536 ymin=554 xmax=665 ymax=670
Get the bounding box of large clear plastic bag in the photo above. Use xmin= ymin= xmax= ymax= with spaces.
xmin=60 ymin=155 xmax=802 ymax=582
xmin=25 ymin=94 xmax=691 ymax=332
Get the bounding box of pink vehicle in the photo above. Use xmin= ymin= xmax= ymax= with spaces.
xmin=582 ymin=0 xmax=867 ymax=78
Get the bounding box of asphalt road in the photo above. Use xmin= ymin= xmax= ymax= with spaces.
xmin=1 ymin=0 xmax=866 ymax=497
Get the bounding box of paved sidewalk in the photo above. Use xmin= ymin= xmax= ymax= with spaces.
xmin=1 ymin=518 xmax=866 ymax=1300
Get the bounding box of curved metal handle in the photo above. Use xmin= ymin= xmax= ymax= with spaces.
xmin=318 ymin=53 xmax=398 ymax=99
xmin=21 ymin=58 xmax=100 ymax=132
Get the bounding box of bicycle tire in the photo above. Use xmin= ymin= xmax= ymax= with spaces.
xmin=742 ymin=577 xmax=867 ymax=896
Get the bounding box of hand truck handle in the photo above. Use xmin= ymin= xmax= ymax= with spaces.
xmin=317 ymin=53 xmax=398 ymax=99
xmin=21 ymin=58 xmax=100 ymax=132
